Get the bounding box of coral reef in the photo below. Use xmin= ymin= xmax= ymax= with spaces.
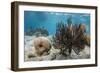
xmin=24 ymin=17 xmax=90 ymax=61
xmin=25 ymin=27 xmax=49 ymax=36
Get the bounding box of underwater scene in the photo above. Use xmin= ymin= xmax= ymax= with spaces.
xmin=24 ymin=11 xmax=90 ymax=61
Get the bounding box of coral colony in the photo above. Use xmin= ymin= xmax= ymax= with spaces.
xmin=53 ymin=17 xmax=90 ymax=56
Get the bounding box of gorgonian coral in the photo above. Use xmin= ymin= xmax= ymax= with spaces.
xmin=53 ymin=20 xmax=90 ymax=56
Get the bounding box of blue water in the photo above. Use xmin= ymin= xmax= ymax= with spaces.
xmin=24 ymin=11 xmax=90 ymax=35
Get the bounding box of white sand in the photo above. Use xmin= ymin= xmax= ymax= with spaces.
xmin=24 ymin=35 xmax=90 ymax=61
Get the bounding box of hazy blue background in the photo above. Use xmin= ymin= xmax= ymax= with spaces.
xmin=24 ymin=11 xmax=90 ymax=35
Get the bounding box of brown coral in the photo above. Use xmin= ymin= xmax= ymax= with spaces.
xmin=54 ymin=22 xmax=90 ymax=56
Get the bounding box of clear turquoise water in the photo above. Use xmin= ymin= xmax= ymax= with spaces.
xmin=24 ymin=11 xmax=90 ymax=35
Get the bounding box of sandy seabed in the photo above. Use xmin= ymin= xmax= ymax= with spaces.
xmin=24 ymin=35 xmax=90 ymax=61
